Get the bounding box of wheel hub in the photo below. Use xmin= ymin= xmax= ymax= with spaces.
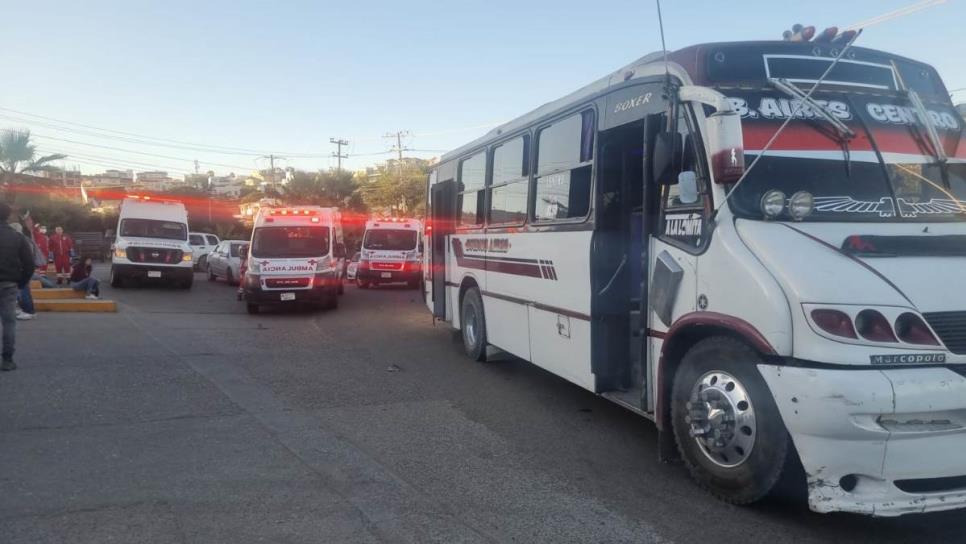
xmin=686 ymin=371 xmax=757 ymax=468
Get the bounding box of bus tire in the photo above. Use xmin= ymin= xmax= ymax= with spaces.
xmin=460 ymin=287 xmax=487 ymax=362
xmin=671 ymin=336 xmax=796 ymax=505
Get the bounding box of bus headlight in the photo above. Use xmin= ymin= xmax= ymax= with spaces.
xmin=788 ymin=191 xmax=814 ymax=221
xmin=760 ymin=190 xmax=786 ymax=219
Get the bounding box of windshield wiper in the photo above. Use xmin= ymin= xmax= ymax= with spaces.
xmin=769 ymin=78 xmax=856 ymax=143
xmin=905 ymin=89 xmax=948 ymax=164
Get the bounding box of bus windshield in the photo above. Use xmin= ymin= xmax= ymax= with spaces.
xmin=251 ymin=227 xmax=330 ymax=258
xmin=727 ymin=91 xmax=966 ymax=222
xmin=363 ymin=229 xmax=417 ymax=251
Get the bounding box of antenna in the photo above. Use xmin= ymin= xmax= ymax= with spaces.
xmin=655 ymin=0 xmax=670 ymax=82
xmin=655 ymin=0 xmax=676 ymax=131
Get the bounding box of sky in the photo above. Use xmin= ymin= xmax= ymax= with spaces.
xmin=2 ymin=0 xmax=964 ymax=177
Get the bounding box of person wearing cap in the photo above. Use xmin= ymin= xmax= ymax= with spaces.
xmin=0 ymin=204 xmax=37 ymax=371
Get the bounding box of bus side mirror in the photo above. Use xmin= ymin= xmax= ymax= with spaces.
xmin=652 ymin=132 xmax=682 ymax=186
xmin=678 ymin=171 xmax=699 ymax=204
xmin=707 ymin=110 xmax=745 ymax=184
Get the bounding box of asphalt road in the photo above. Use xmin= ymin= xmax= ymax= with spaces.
xmin=1 ymin=265 xmax=964 ymax=543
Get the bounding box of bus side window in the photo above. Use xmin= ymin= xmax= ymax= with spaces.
xmin=488 ymin=135 xmax=530 ymax=225
xmin=457 ymin=152 xmax=486 ymax=227
xmin=533 ymin=110 xmax=594 ymax=222
xmin=660 ymin=108 xmax=707 ymax=248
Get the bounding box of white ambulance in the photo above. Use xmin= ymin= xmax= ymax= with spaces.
xmin=110 ymin=196 xmax=194 ymax=288
xmin=242 ymin=206 xmax=347 ymax=314
xmin=356 ymin=218 xmax=423 ymax=289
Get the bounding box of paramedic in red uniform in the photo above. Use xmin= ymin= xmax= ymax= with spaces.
xmin=49 ymin=226 xmax=73 ymax=285
xmin=32 ymin=223 xmax=49 ymax=276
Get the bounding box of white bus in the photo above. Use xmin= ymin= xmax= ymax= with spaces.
xmin=423 ymin=34 xmax=966 ymax=516
xmin=356 ymin=218 xmax=423 ymax=289
xmin=242 ymin=206 xmax=347 ymax=314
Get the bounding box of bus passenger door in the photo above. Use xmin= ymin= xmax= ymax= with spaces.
xmin=430 ymin=180 xmax=456 ymax=319
xmin=646 ymin=106 xmax=708 ymax=412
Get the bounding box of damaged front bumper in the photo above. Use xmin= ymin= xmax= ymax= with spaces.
xmin=759 ymin=364 xmax=966 ymax=517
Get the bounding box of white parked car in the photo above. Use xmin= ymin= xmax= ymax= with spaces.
xmin=346 ymin=251 xmax=361 ymax=280
xmin=189 ymin=232 xmax=220 ymax=270
xmin=206 ymin=240 xmax=248 ymax=285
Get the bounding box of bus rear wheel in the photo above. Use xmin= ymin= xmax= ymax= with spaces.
xmin=671 ymin=336 xmax=798 ymax=505
xmin=460 ymin=287 xmax=487 ymax=362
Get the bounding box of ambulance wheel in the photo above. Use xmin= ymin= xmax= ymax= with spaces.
xmin=110 ymin=267 xmax=124 ymax=288
xmin=357 ymin=278 xmax=370 ymax=289
xmin=246 ymin=303 xmax=260 ymax=315
xmin=322 ymin=292 xmax=339 ymax=310
xmin=460 ymin=287 xmax=487 ymax=362
xmin=671 ymin=336 xmax=797 ymax=505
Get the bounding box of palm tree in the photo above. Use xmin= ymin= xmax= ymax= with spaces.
xmin=0 ymin=129 xmax=66 ymax=180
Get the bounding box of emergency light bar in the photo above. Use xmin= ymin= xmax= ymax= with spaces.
xmin=269 ymin=209 xmax=318 ymax=216
xmin=124 ymin=195 xmax=181 ymax=204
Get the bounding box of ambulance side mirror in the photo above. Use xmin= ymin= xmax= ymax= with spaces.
xmin=239 ymin=246 xmax=248 ymax=259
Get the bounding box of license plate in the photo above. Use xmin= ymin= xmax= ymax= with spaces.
xmin=380 ymin=272 xmax=392 ymax=278
xmin=147 ymin=271 xmax=162 ymax=278
xmin=280 ymin=292 xmax=296 ymax=301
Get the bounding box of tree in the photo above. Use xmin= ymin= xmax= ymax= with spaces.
xmin=0 ymin=129 xmax=66 ymax=178
xmin=361 ymin=158 xmax=429 ymax=216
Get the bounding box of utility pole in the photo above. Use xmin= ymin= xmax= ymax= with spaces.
xmin=384 ymin=130 xmax=410 ymax=177
xmin=194 ymin=160 xmax=200 ymax=175
xmin=330 ymin=138 xmax=349 ymax=172
xmin=259 ymin=154 xmax=279 ymax=191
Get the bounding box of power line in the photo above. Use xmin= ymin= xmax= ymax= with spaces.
xmin=36 ymin=147 xmax=196 ymax=175
xmin=30 ymin=133 xmax=254 ymax=171
xmin=0 ymin=106 xmax=323 ymax=156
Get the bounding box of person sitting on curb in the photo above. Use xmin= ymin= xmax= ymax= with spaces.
xmin=70 ymin=257 xmax=100 ymax=300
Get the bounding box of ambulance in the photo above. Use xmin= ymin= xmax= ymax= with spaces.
xmin=242 ymin=206 xmax=347 ymax=314
xmin=110 ymin=196 xmax=194 ymax=288
xmin=356 ymin=218 xmax=423 ymax=289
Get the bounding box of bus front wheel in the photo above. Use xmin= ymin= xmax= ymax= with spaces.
xmin=671 ymin=336 xmax=799 ymax=505
xmin=460 ymin=287 xmax=487 ymax=362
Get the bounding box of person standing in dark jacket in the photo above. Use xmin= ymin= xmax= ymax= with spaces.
xmin=0 ymin=203 xmax=36 ymax=371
